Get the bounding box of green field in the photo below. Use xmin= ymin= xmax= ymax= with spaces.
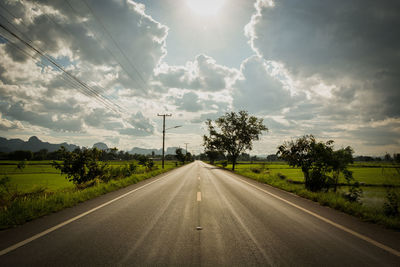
xmin=0 ymin=160 xmax=176 ymax=193
xmin=216 ymin=161 xmax=400 ymax=229
xmin=232 ymin=162 xmax=400 ymax=186
xmin=0 ymin=160 xmax=179 ymax=229
xmin=220 ymin=162 xmax=400 ymax=211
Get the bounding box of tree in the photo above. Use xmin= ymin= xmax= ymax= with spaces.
xmin=277 ymin=135 xmax=356 ymax=192
xmin=203 ymin=110 xmax=268 ymax=171
xmin=175 ymin=148 xmax=186 ymax=164
xmin=331 ymin=146 xmax=354 ymax=192
xmin=185 ymin=152 xmax=194 ymax=162
xmin=384 ymin=153 xmax=392 ymax=162
xmin=204 ymin=149 xmax=221 ymax=164
xmin=52 ymin=147 xmax=108 ymax=185
xmin=393 ymin=153 xmax=400 ymax=164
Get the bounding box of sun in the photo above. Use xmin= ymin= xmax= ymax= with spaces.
xmin=186 ymin=0 xmax=225 ymax=16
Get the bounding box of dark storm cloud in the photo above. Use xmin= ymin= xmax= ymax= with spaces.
xmin=247 ymin=0 xmax=400 ymax=119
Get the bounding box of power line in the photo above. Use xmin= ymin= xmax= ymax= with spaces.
xmin=0 ymin=3 xmax=127 ymax=114
xmin=63 ymin=0 xmax=144 ymax=95
xmin=0 ymin=21 xmax=122 ymax=114
xmin=80 ymin=0 xmax=148 ymax=92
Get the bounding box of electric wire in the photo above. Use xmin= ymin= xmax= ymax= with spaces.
xmin=65 ymin=0 xmax=147 ymax=95
xmin=0 ymin=3 xmax=127 ymax=114
xmin=0 ymin=21 xmax=122 ymax=114
xmin=81 ymin=0 xmax=148 ymax=92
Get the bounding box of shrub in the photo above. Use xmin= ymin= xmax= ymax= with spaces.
xmin=277 ymin=173 xmax=286 ymax=180
xmin=52 ymin=147 xmax=109 ymax=185
xmin=383 ymin=188 xmax=399 ymax=217
xmin=343 ymin=182 xmax=363 ymax=203
xmin=221 ymin=161 xmax=228 ymax=168
xmin=17 ymin=160 xmax=26 ymax=171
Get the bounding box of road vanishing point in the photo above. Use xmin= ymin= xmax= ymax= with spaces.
xmin=0 ymin=161 xmax=399 ymax=266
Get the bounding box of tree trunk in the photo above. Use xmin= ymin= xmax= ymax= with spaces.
xmin=232 ymin=157 xmax=236 ymax=171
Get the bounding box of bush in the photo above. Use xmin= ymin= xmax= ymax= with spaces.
xmin=251 ymin=168 xmax=261 ymax=174
xmin=52 ymin=147 xmax=109 ymax=185
xmin=306 ymin=169 xmax=331 ymax=192
xmin=221 ymin=161 xmax=228 ymax=168
xmin=383 ymin=188 xmax=399 ymax=217
xmin=343 ymin=182 xmax=363 ymax=203
xmin=277 ymin=173 xmax=286 ymax=180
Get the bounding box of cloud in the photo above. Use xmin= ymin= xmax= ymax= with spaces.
xmin=245 ymin=0 xmax=400 ymax=119
xmin=119 ymin=112 xmax=155 ymax=136
xmin=348 ymin=121 xmax=400 ymax=146
xmin=0 ymin=0 xmax=168 ymax=137
xmin=174 ymin=92 xmax=202 ymax=112
xmin=232 ymin=56 xmax=300 ymax=114
xmin=155 ymin=54 xmax=239 ymax=91
xmin=0 ymin=113 xmax=22 ymax=131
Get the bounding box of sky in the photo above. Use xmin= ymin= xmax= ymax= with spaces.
xmin=0 ymin=0 xmax=399 ymax=156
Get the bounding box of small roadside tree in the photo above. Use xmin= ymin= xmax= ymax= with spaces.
xmin=204 ymin=149 xmax=221 ymax=165
xmin=52 ymin=147 xmax=108 ymax=185
xmin=203 ymin=110 xmax=268 ymax=171
xmin=175 ymin=148 xmax=186 ymax=164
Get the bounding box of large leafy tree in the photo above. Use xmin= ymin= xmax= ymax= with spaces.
xmin=203 ymin=110 xmax=268 ymax=171
xmin=277 ymin=135 xmax=356 ymax=193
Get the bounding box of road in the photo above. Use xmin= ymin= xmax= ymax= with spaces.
xmin=0 ymin=161 xmax=399 ymax=266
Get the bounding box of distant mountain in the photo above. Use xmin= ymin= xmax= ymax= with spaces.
xmin=0 ymin=136 xmax=79 ymax=152
xmin=93 ymin=142 xmax=109 ymax=150
xmin=0 ymin=136 xmax=186 ymax=155
xmin=130 ymin=147 xmax=183 ymax=155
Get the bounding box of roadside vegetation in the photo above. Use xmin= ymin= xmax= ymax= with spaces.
xmin=204 ymin=111 xmax=400 ymax=230
xmin=0 ymin=147 xmax=182 ymax=229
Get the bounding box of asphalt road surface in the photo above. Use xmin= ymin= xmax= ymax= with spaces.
xmin=1 ymin=161 xmax=399 ymax=266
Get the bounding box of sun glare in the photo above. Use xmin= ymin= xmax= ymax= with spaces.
xmin=186 ymin=0 xmax=225 ymax=16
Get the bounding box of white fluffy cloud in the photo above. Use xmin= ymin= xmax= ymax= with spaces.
xmin=155 ymin=54 xmax=239 ymax=91
xmin=232 ymin=56 xmax=303 ymax=114
xmin=0 ymin=0 xmax=167 ymax=141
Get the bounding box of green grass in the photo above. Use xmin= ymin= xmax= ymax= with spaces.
xmin=215 ymin=161 xmax=400 ymax=229
xmin=230 ymin=162 xmax=400 ymax=185
xmin=0 ymin=160 xmax=177 ymax=193
xmin=0 ymin=160 xmax=180 ymax=229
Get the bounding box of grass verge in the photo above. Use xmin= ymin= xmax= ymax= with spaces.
xmin=233 ymin=168 xmax=400 ymax=230
xmin=0 ymin=165 xmax=177 ymax=230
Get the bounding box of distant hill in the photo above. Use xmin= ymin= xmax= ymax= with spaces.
xmin=0 ymin=136 xmax=184 ymax=155
xmin=93 ymin=142 xmax=109 ymax=150
xmin=130 ymin=147 xmax=183 ymax=155
xmin=0 ymin=136 xmax=79 ymax=152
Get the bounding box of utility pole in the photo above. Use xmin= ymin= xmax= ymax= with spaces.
xmin=158 ymin=113 xmax=172 ymax=169
xmin=184 ymin=143 xmax=189 ymax=155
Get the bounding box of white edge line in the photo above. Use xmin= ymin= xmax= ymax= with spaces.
xmin=0 ymin=172 xmax=173 ymax=256
xmin=221 ymin=171 xmax=400 ymax=258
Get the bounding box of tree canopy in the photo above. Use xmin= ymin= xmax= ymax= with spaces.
xmin=277 ymin=135 xmax=357 ymax=195
xmin=203 ymin=110 xmax=268 ymax=170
